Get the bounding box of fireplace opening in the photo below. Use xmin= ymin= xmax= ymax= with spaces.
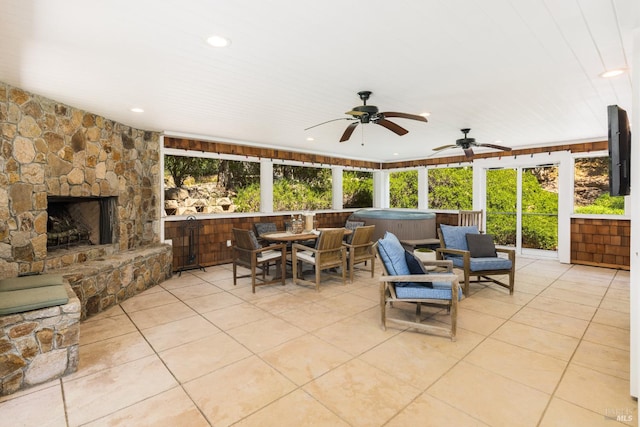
xmin=47 ymin=196 xmax=117 ymax=250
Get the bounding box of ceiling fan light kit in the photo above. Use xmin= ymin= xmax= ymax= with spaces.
xmin=305 ymin=91 xmax=428 ymax=143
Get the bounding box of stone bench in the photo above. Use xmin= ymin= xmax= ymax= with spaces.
xmin=50 ymin=244 xmax=173 ymax=319
xmin=0 ymin=275 xmax=80 ymax=396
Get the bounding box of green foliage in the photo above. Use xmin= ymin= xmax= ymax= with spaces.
xmin=486 ymin=168 xmax=559 ymax=250
xmin=428 ymin=168 xmax=473 ymax=209
xmin=343 ymin=171 xmax=373 ymax=208
xmin=390 ymin=170 xmax=418 ymax=208
xmin=233 ymin=183 xmax=261 ymax=212
xmin=273 ymin=178 xmax=332 ymax=210
xmin=164 ymin=155 xmax=219 ymax=187
xmin=574 ymin=193 xmax=625 ymax=215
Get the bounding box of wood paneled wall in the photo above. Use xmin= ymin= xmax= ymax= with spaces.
xmin=571 ymin=218 xmax=630 ymax=270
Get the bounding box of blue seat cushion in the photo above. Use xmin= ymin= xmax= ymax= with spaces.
xmin=440 ymin=224 xmax=479 ymax=251
xmin=448 ymin=256 xmax=512 ymax=272
xmin=377 ymin=232 xmax=410 ymax=276
xmin=395 ymin=280 xmax=462 ymax=300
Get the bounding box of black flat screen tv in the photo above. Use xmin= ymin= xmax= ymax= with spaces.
xmin=608 ymin=105 xmax=631 ymax=196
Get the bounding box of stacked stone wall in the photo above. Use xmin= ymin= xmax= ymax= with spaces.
xmin=0 ymin=282 xmax=80 ymax=395
xmin=0 ymin=81 xmax=162 ymax=278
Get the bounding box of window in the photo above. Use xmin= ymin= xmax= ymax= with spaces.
xmin=389 ymin=170 xmax=418 ymax=208
xmin=163 ymin=155 xmax=260 ymax=215
xmin=272 ymin=164 xmax=332 ymax=211
xmin=574 ymin=157 xmax=625 ymax=215
xmin=427 ymin=167 xmax=472 ymax=210
xmin=343 ymin=170 xmax=373 ymax=208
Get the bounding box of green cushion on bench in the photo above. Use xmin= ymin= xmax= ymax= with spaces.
xmin=0 ymin=285 xmax=69 ymax=315
xmin=0 ymin=274 xmax=64 ymax=291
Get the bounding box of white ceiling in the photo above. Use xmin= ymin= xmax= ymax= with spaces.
xmin=0 ymin=0 xmax=636 ymax=162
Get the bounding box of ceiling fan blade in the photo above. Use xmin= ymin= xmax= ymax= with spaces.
xmin=340 ymin=122 xmax=359 ymax=142
xmin=478 ymin=143 xmax=512 ymax=152
xmin=432 ymin=144 xmax=456 ymax=151
xmin=381 ymin=112 xmax=428 ymax=122
xmin=304 ymin=117 xmax=354 ymax=131
xmin=345 ymin=110 xmax=367 ymax=117
xmin=463 ymin=147 xmax=475 ymax=158
xmin=376 ymin=119 xmax=408 ymax=136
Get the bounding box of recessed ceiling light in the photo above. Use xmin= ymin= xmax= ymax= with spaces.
xmin=494 ymin=140 xmax=503 ymax=144
xmin=206 ymin=35 xmax=231 ymax=48
xmin=420 ymin=112 xmax=431 ymax=117
xmin=306 ymin=137 xmax=315 ymax=142
xmin=393 ymin=152 xmax=399 ymax=156
xmin=600 ymin=69 xmax=625 ymax=78
xmin=130 ymin=107 xmax=144 ymax=113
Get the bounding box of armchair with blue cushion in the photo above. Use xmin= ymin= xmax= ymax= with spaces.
xmin=436 ymin=224 xmax=515 ymax=296
xmin=376 ymin=231 xmax=461 ymax=341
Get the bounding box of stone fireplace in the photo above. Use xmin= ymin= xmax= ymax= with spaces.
xmin=47 ymin=196 xmax=118 ymax=249
xmin=1 ymin=81 xmax=172 ymax=316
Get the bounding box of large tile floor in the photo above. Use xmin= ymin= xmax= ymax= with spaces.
xmin=1 ymin=257 xmax=637 ymax=426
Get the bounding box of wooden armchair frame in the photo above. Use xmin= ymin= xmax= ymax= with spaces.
xmin=292 ymin=228 xmax=346 ymax=291
xmin=436 ymin=227 xmax=515 ymax=296
xmin=232 ymin=228 xmax=286 ymax=293
xmin=376 ymin=245 xmax=459 ymax=341
xmin=342 ymin=225 xmax=376 ymax=282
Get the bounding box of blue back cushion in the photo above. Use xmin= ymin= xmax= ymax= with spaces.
xmin=377 ymin=232 xmax=410 ymax=276
xmin=440 ymin=224 xmax=479 ymax=251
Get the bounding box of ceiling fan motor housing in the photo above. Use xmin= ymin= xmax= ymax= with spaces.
xmin=352 ymin=105 xmax=379 ymax=123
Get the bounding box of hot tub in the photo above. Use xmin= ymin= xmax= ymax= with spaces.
xmin=347 ymin=208 xmax=437 ymax=243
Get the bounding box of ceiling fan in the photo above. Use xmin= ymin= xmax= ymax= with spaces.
xmin=432 ymin=128 xmax=512 ymax=158
xmin=305 ymin=91 xmax=428 ymax=142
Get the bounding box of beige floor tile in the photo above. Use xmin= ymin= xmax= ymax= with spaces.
xmin=303 ymin=358 xmax=421 ymax=426
xmin=80 ymin=313 xmax=137 ymax=345
xmin=428 ymin=361 xmax=550 ymax=427
xmin=127 ymin=301 xmax=197 ymax=330
xmin=540 ymin=287 xmax=603 ymax=307
xmin=159 ymin=332 xmax=252 ymax=383
xmin=184 ymin=356 xmax=296 ymax=427
xmin=63 ymin=355 xmax=177 ymax=426
xmin=81 ymin=304 xmax=125 ymax=323
xmin=408 ymin=326 xmax=485 ymax=360
xmin=313 ymin=313 xmax=399 ymax=356
xmin=83 ymin=386 xmax=210 ymax=427
xmin=201 ymin=302 xmax=271 ymax=330
xmin=120 ymin=289 xmax=179 ymax=313
xmin=600 ymin=296 xmax=630 ymax=313
xmin=346 ymin=281 xmax=379 ymax=302
xmin=453 ymin=307 xmax=506 ymax=336
xmin=539 ymin=397 xmax=627 ymax=427
xmin=209 ymin=276 xmax=240 ymax=291
xmin=228 ymin=279 xmax=287 ymax=301
xmin=233 ymin=389 xmax=351 ymax=427
xmin=0 ymin=382 xmax=66 ymax=427
xmin=491 ymin=321 xmax=580 ymax=361
xmin=465 ymin=338 xmax=567 ymax=393
xmin=260 ymin=334 xmax=351 ymax=385
xmin=514 ymin=280 xmax=550 ymax=295
xmin=71 ymin=331 xmax=154 ymax=380
xmin=572 ymin=340 xmax=630 ymax=379
xmin=161 ymin=273 xmax=209 ymax=290
xmin=387 ymin=392 xmax=490 ymax=427
xmin=592 ymin=307 xmax=630 ymax=330
xmin=510 ymin=306 xmax=589 ymax=338
xmin=473 ymin=286 xmax=535 ymax=306
xmin=316 ymin=291 xmax=378 ymax=315
xmin=359 ymin=331 xmax=459 ymax=390
xmin=605 ymin=287 xmax=630 ymax=302
xmin=227 ymin=315 xmax=306 ymax=353
xmin=550 ymin=279 xmax=609 ymax=296
xmin=527 ymin=295 xmax=597 ymax=320
xmin=167 ymin=281 xmax=223 ymax=300
xmin=276 ymin=301 xmax=350 ymax=332
xmin=184 ymin=291 xmax=245 ymax=314
xmin=458 ymin=295 xmax=522 ymax=319
xmin=141 ymin=315 xmax=220 ymax=352
xmin=555 ymin=364 xmax=636 ymax=424
xmin=583 ymin=322 xmax=630 ymax=351
xmin=251 ymin=291 xmax=309 ymax=314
